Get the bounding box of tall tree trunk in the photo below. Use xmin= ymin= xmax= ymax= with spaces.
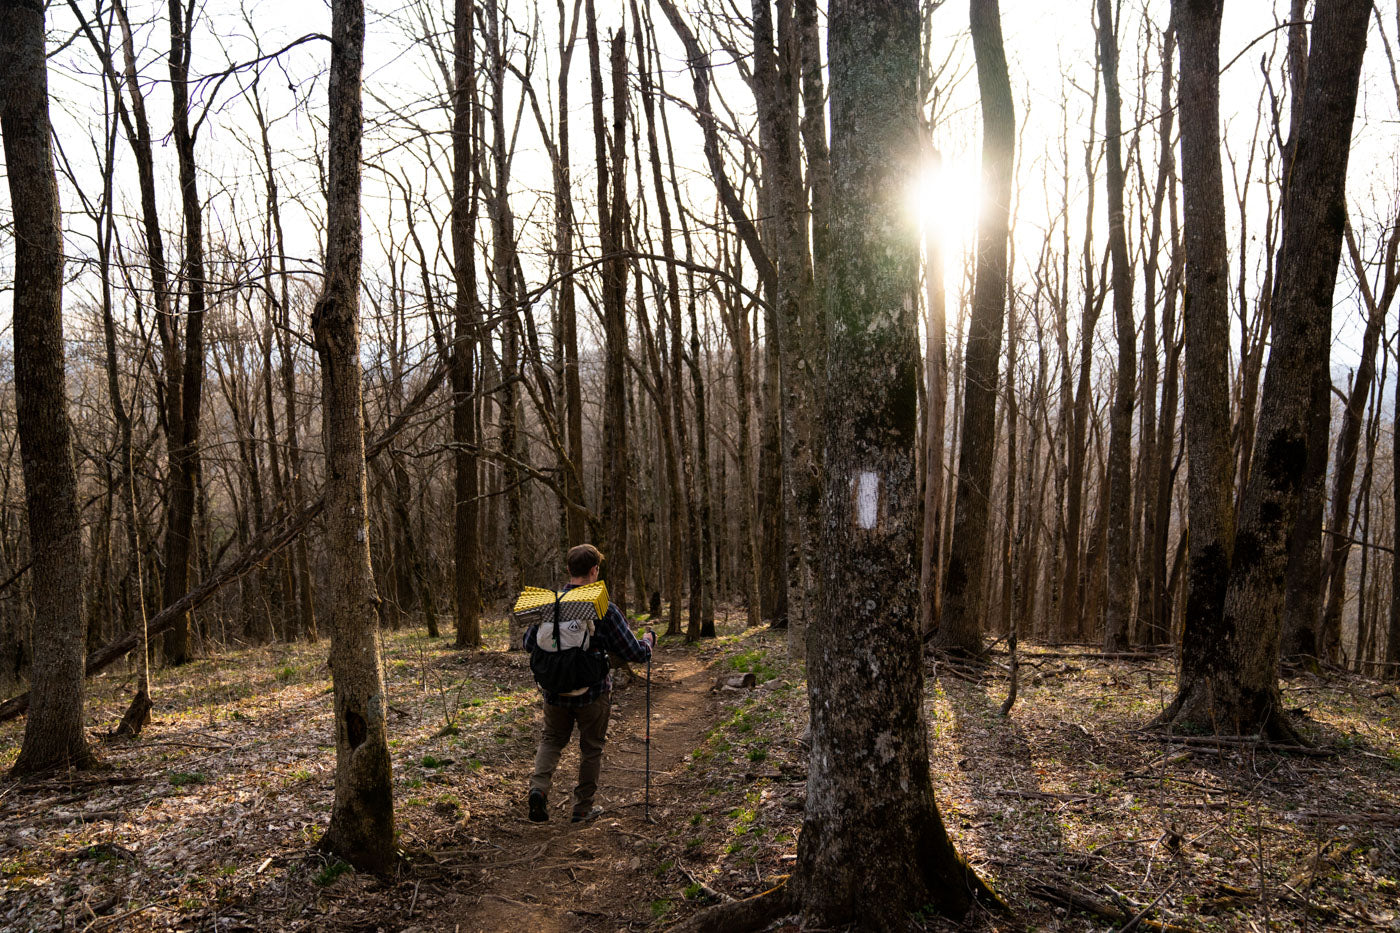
xmin=1277 ymin=3 xmax=1328 ymax=667
xmin=452 ymin=0 xmax=482 ymax=648
xmin=753 ymin=0 xmax=819 ymax=656
xmin=935 ymin=0 xmax=1015 ymax=656
xmin=1099 ymin=0 xmax=1136 ymax=651
xmin=789 ymin=0 xmax=1000 ymax=923
xmin=1157 ymin=0 xmax=1237 ymax=726
xmin=687 ymin=285 xmax=717 ymax=639
xmin=162 ymin=0 xmax=209 ymax=666
xmin=249 ymin=82 xmax=317 ymax=643
xmin=1393 ymin=313 xmax=1400 ymax=677
xmin=634 ymin=0 xmax=689 ymax=637
xmin=93 ymin=90 xmax=153 ymax=735
xmin=1164 ymin=0 xmax=1371 ymax=736
xmin=486 ymin=0 xmax=525 ymax=601
xmin=556 ymin=0 xmax=587 ymax=549
xmin=315 ymin=0 xmax=395 ymax=870
xmin=1136 ymin=17 xmax=1175 ymax=645
xmin=1314 ymin=225 xmax=1394 ymax=660
xmin=588 ymin=0 xmax=631 ymax=612
xmin=920 ymin=145 xmax=948 ymax=637
xmin=2 ymin=0 xmax=99 ymax=775
xmin=655 ymin=0 xmax=784 ymax=626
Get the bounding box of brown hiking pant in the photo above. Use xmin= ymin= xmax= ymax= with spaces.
xmin=529 ymin=691 xmax=612 ymax=818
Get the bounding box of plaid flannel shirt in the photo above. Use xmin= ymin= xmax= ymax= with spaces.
xmin=524 ymin=583 xmax=652 ymax=707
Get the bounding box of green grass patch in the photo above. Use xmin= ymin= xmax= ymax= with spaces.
xmin=168 ymin=771 xmax=207 ymax=787
xmin=313 ymin=858 xmax=351 ymax=886
xmin=727 ymin=649 xmax=778 ymax=684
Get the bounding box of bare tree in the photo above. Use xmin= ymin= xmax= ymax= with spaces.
xmin=1099 ymin=0 xmax=1136 ymax=651
xmin=2 ymin=0 xmax=99 ymax=775
xmin=315 ymin=0 xmax=395 ymax=869
xmin=935 ymin=0 xmax=1015 ymax=656
xmin=1158 ymin=0 xmax=1236 ymax=728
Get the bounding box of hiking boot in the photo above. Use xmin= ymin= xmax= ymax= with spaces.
xmin=528 ymin=789 xmax=548 ymax=823
xmin=571 ymin=806 xmax=603 ymax=823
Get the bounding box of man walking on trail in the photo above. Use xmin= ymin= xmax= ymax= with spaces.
xmin=526 ymin=544 xmax=654 ymax=823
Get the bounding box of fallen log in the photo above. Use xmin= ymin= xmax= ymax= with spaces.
xmin=0 ymin=362 xmax=448 ymax=724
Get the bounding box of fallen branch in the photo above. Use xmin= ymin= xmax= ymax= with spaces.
xmin=1016 ymin=650 xmax=1172 ymax=662
xmin=0 ymin=365 xmax=447 ymax=724
xmin=1141 ymin=733 xmax=1336 ymax=757
xmin=676 ymin=860 xmax=732 ymax=903
xmin=1026 ymin=881 xmax=1192 ymax=933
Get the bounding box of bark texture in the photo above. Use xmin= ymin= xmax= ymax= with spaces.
xmin=314 ymin=0 xmax=395 ymax=870
xmin=790 ymin=0 xmax=999 ymax=924
xmin=2 ymin=0 xmax=99 ymax=775
xmin=935 ymin=0 xmax=1015 ymax=656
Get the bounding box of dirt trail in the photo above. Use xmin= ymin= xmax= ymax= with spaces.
xmin=432 ymin=645 xmax=721 ymax=931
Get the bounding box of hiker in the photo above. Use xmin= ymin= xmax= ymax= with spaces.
xmin=525 ymin=544 xmax=654 ymax=823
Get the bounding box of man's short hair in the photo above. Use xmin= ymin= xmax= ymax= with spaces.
xmin=567 ymin=544 xmax=604 ymax=578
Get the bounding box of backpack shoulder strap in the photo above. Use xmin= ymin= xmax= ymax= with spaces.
xmin=552 ymin=591 xmax=562 ymax=649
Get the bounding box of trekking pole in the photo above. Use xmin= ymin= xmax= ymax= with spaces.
xmin=644 ymin=649 xmax=652 ymax=823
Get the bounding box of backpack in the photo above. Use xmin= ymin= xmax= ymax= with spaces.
xmin=522 ymin=590 xmax=610 ymax=695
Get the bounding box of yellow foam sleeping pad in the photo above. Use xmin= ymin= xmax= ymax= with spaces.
xmin=512 ymin=581 xmax=609 ymax=629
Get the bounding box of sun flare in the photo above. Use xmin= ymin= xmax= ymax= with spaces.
xmin=910 ymin=160 xmax=983 ymax=253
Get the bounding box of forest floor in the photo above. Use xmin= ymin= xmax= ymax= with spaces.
xmin=1 ymin=615 xmax=1398 ymax=932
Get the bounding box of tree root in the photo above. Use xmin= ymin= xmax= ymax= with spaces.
xmin=667 ymin=877 xmax=790 ymax=933
xmin=1147 ymin=685 xmax=1313 ymax=747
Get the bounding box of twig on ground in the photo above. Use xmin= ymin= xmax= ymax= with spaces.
xmin=1139 ymin=733 xmax=1336 ymax=757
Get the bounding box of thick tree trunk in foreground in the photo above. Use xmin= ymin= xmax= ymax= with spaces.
xmin=1163 ymin=0 xmax=1370 ymax=736
xmin=2 ymin=0 xmax=99 ymax=776
xmin=935 ymin=0 xmax=1015 ymax=656
xmin=789 ymin=0 xmax=1000 ymax=925
xmin=315 ymin=0 xmax=395 ymax=870
xmin=1099 ymin=0 xmax=1136 ymax=651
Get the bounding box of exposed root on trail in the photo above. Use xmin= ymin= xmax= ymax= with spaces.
xmin=666 ymin=877 xmax=790 ymax=933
